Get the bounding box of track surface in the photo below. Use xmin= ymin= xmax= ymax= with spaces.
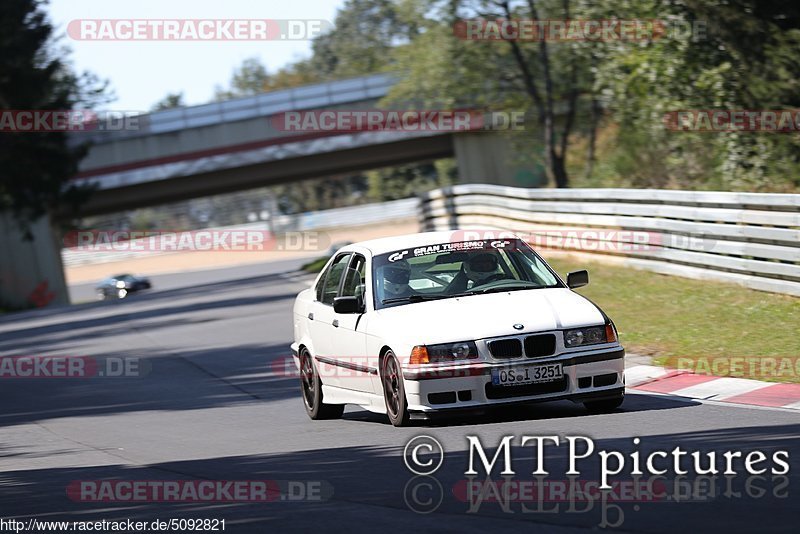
xmin=1 ymin=260 xmax=797 ymax=533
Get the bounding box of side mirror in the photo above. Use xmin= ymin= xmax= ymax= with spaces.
xmin=333 ymin=295 xmax=362 ymax=314
xmin=567 ymin=270 xmax=589 ymax=289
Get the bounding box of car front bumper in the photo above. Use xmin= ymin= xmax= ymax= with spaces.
xmin=401 ymin=346 xmax=625 ymax=412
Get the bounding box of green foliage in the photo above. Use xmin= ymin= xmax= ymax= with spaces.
xmin=151 ymin=92 xmax=185 ymax=111
xmin=308 ymin=0 xmax=420 ymax=79
xmin=0 ymin=0 xmax=106 ymax=232
xmin=169 ymin=0 xmax=800 ymax=193
xmin=365 ymin=160 xmax=456 ymax=201
xmin=580 ymin=0 xmax=800 ymax=191
xmin=214 ymin=57 xmax=271 ymax=100
xmin=302 ymin=256 xmax=330 ymax=274
xmin=548 ymin=255 xmax=800 ymax=382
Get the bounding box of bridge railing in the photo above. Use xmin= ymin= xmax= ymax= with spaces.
xmin=418 ymin=184 xmax=800 ymax=297
xmin=79 ymin=73 xmax=398 ymax=144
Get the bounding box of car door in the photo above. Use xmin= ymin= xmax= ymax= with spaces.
xmin=308 ymin=252 xmax=351 ymax=388
xmin=330 ymin=254 xmax=371 ymax=392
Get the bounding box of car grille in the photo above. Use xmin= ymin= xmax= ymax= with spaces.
xmin=488 ymin=333 xmax=557 ymax=359
xmin=487 ymin=339 xmax=523 ymax=359
xmin=524 ymin=334 xmax=556 ymax=358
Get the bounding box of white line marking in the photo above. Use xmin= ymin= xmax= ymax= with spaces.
xmin=627 ymin=389 xmax=800 ymax=414
xmin=625 ymin=365 xmax=670 ymax=387
xmin=669 ymin=376 xmax=773 ymax=401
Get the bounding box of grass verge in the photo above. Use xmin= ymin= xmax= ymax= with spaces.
xmin=301 ymin=256 xmax=329 ymax=273
xmin=546 ymin=255 xmax=800 ymax=383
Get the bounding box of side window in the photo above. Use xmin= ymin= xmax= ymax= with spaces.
xmin=315 ymin=266 xmax=329 ymax=301
xmin=341 ymin=255 xmax=367 ymax=300
xmin=319 ymin=253 xmax=351 ymax=305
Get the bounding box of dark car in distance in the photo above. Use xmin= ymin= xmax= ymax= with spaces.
xmin=96 ymin=274 xmax=152 ymax=300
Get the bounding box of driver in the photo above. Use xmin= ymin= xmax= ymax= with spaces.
xmin=464 ymin=252 xmax=501 ymax=287
xmin=378 ymin=260 xmax=414 ymax=299
xmin=446 ymin=251 xmax=504 ymax=293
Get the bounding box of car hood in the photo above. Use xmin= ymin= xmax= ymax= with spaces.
xmin=373 ymin=288 xmax=605 ymax=344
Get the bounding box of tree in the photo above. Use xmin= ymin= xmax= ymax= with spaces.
xmin=211 ymin=2 xmax=448 ymax=211
xmin=387 ymin=0 xmax=602 ymax=188
xmin=591 ymin=0 xmax=800 ymax=191
xmin=151 ymin=92 xmax=185 ymax=111
xmin=308 ymin=0 xmax=420 ymax=79
xmin=0 ymin=0 xmax=107 ymax=233
xmin=214 ymin=57 xmax=271 ymax=100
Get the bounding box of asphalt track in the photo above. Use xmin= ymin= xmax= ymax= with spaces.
xmin=1 ymin=259 xmax=797 ymax=533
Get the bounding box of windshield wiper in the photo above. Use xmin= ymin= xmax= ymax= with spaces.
xmin=468 ymin=283 xmax=543 ymax=295
xmin=381 ymin=293 xmax=472 ymax=304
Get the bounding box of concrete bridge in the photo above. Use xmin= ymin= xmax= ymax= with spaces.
xmin=4 ymin=73 xmax=522 ymax=308
xmin=70 ymin=73 xmax=518 ymax=217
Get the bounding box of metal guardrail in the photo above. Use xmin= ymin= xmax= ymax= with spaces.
xmin=62 ymin=198 xmax=417 ymax=267
xmin=418 ymin=184 xmax=800 ymax=297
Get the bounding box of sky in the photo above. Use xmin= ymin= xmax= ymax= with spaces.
xmin=47 ymin=0 xmax=346 ymax=112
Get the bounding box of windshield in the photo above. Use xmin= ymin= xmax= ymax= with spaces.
xmin=372 ymin=239 xmax=562 ymax=309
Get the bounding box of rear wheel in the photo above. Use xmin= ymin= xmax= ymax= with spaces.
xmin=584 ymin=395 xmax=624 ymax=414
xmin=381 ymin=350 xmax=410 ymax=427
xmin=299 ymin=348 xmax=344 ymax=420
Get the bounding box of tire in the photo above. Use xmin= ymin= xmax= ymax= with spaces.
xmin=381 ymin=350 xmax=410 ymax=427
xmin=584 ymin=395 xmax=624 ymax=414
xmin=299 ymin=348 xmax=344 ymax=420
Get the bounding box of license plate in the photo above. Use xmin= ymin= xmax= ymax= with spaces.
xmin=491 ymin=363 xmax=563 ymax=386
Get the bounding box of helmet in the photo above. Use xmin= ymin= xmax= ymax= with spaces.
xmin=464 ymin=252 xmax=499 ymax=284
xmin=380 ymin=260 xmax=411 ymax=297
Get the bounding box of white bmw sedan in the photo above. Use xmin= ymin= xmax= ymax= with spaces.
xmin=291 ymin=230 xmax=625 ymax=426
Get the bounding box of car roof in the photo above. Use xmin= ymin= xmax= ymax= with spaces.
xmin=347 ymin=229 xmax=520 ymax=256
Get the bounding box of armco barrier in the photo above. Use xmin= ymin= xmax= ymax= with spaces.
xmin=418 ymin=185 xmax=800 ymax=297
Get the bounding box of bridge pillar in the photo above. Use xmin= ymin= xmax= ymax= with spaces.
xmin=0 ymin=213 xmax=69 ymax=310
xmin=453 ymin=132 xmax=545 ymax=187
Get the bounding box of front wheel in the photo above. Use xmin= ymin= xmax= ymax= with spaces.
xmin=299 ymin=348 xmax=344 ymax=420
xmin=584 ymin=395 xmax=624 ymax=414
xmin=381 ymin=350 xmax=410 ymax=427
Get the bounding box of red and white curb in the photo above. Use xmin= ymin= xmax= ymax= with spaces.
xmin=625 ymin=365 xmax=800 ymax=411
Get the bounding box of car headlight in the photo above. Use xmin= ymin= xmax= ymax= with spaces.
xmin=410 ymin=341 xmax=479 ymax=364
xmin=564 ymin=324 xmax=617 ymax=347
